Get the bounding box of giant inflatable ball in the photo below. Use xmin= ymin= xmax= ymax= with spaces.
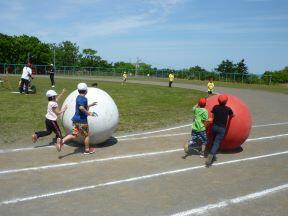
xmin=61 ymin=87 xmax=119 ymax=144
xmin=205 ymin=94 xmax=252 ymax=150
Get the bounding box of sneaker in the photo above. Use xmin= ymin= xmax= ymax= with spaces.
xmin=55 ymin=138 xmax=63 ymax=152
xmin=205 ymin=154 xmax=214 ymax=167
xmin=184 ymin=143 xmax=189 ymax=154
xmin=199 ymin=151 xmax=205 ymax=158
xmin=32 ymin=134 xmax=38 ymax=143
xmin=52 ymin=85 xmax=55 ymax=88
xmin=84 ymin=147 xmax=96 ymax=155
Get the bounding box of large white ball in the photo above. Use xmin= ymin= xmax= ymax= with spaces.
xmin=61 ymin=87 xmax=119 ymax=144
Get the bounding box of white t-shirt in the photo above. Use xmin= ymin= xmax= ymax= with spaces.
xmin=21 ymin=66 xmax=32 ymax=80
xmin=46 ymin=101 xmax=58 ymax=121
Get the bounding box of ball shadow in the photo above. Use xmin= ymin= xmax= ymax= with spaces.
xmin=58 ymin=137 xmax=118 ymax=159
xmin=219 ymin=146 xmax=243 ymax=154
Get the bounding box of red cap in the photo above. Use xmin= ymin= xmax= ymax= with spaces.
xmin=198 ymin=98 xmax=206 ymax=107
xmin=218 ymin=94 xmax=228 ymax=105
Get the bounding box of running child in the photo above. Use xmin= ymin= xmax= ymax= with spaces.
xmin=56 ymin=83 xmax=97 ymax=154
xmin=184 ymin=98 xmax=209 ymax=157
xmin=32 ymin=89 xmax=67 ymax=144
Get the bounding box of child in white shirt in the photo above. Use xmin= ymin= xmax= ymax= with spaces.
xmin=32 ymin=89 xmax=66 ymax=145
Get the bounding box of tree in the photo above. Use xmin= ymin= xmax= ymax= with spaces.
xmin=54 ymin=41 xmax=80 ymax=66
xmin=215 ymin=60 xmax=235 ymax=75
xmin=235 ymin=59 xmax=248 ymax=75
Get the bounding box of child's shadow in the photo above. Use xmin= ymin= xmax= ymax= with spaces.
xmin=58 ymin=137 xmax=118 ymax=159
xmin=182 ymin=148 xmax=201 ymax=159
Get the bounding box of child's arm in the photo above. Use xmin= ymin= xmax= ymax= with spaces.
xmin=53 ymin=105 xmax=67 ymax=116
xmin=88 ymin=102 xmax=97 ymax=108
xmin=56 ymin=89 xmax=66 ymax=102
xmin=79 ymin=106 xmax=93 ymax=116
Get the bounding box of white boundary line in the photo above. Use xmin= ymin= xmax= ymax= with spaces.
xmin=170 ymin=183 xmax=288 ymax=216
xmin=1 ymin=150 xmax=288 ymax=206
xmin=0 ymin=121 xmax=288 ymax=154
xmin=0 ymin=133 xmax=288 ymax=176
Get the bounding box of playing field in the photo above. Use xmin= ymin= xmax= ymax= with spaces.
xmin=0 ymin=78 xmax=287 ymax=216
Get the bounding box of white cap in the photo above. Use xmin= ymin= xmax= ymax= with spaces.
xmin=46 ymin=90 xmax=57 ymax=97
xmin=50 ymin=64 xmax=53 ymax=66
xmin=77 ymin=83 xmax=88 ymax=91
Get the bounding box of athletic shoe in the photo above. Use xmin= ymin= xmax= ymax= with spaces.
xmin=205 ymin=154 xmax=214 ymax=167
xmin=84 ymin=147 xmax=96 ymax=155
xmin=199 ymin=151 xmax=205 ymax=158
xmin=52 ymin=85 xmax=55 ymax=88
xmin=55 ymin=138 xmax=63 ymax=152
xmin=184 ymin=143 xmax=189 ymax=154
xmin=32 ymin=134 xmax=37 ymax=143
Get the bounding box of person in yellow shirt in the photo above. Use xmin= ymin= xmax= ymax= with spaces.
xmin=207 ymin=77 xmax=215 ymax=95
xmin=122 ymin=72 xmax=128 ymax=85
xmin=168 ymin=72 xmax=174 ymax=87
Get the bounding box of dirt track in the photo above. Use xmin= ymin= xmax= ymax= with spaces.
xmin=0 ymin=79 xmax=287 ymax=216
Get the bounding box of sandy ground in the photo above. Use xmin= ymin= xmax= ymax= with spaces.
xmin=0 ymin=79 xmax=287 ymax=216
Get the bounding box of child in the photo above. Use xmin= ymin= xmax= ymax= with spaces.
xmin=205 ymin=94 xmax=234 ymax=167
xmin=122 ymin=72 xmax=127 ymax=85
xmin=184 ymin=98 xmax=209 ymax=157
xmin=57 ymin=83 xmax=97 ymax=154
xmin=32 ymin=89 xmax=67 ymax=144
xmin=207 ymin=77 xmax=215 ymax=95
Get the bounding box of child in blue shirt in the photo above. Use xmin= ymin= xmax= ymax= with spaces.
xmin=56 ymin=83 xmax=97 ymax=154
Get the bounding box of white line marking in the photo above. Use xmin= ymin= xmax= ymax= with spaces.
xmin=116 ymin=124 xmax=191 ymax=138
xmin=1 ymin=150 xmax=288 ymax=206
xmin=118 ymin=132 xmax=188 ymax=141
xmin=0 ymin=121 xmax=288 ymax=154
xmin=170 ymin=183 xmax=288 ymax=216
xmin=0 ymin=149 xmax=182 ymax=175
xmin=252 ymin=122 xmax=288 ymax=128
xmin=0 ymin=133 xmax=287 ymax=175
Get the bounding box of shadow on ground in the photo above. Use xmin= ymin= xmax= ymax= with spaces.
xmin=58 ymin=136 xmax=118 ymax=159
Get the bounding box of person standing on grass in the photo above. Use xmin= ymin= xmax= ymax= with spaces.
xmin=122 ymin=71 xmax=127 ymax=85
xmin=32 ymin=89 xmax=67 ymax=144
xmin=56 ymin=83 xmax=97 ymax=154
xmin=49 ymin=64 xmax=55 ymax=88
xmin=168 ymin=72 xmax=174 ymax=87
xmin=207 ymin=77 xmax=215 ymax=96
xmin=19 ymin=63 xmax=33 ymax=94
xmin=205 ymin=94 xmax=235 ymax=167
xmin=184 ymin=98 xmax=209 ymax=157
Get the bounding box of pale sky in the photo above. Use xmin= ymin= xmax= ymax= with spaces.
xmin=0 ymin=0 xmax=287 ymax=74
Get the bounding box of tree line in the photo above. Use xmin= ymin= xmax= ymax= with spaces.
xmin=0 ymin=33 xmax=287 ymax=84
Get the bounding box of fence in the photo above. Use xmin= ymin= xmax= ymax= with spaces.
xmin=0 ymin=63 xmax=272 ymax=85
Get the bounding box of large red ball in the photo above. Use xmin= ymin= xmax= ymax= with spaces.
xmin=205 ymin=94 xmax=252 ymax=150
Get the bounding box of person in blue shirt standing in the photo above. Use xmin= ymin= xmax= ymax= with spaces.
xmin=56 ymin=83 xmax=97 ymax=154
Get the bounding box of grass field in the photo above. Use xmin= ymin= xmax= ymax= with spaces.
xmin=0 ymin=76 xmax=205 ymax=146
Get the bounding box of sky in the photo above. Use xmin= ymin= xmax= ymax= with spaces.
xmin=0 ymin=0 xmax=287 ymax=74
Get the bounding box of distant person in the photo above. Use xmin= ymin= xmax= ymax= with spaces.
xmin=205 ymin=94 xmax=234 ymax=167
xmin=56 ymin=83 xmax=97 ymax=154
xmin=168 ymin=72 xmax=174 ymax=87
xmin=32 ymin=89 xmax=67 ymax=144
xmin=184 ymin=98 xmax=209 ymax=157
xmin=207 ymin=77 xmax=215 ymax=95
xmin=122 ymin=72 xmax=128 ymax=85
xmin=19 ymin=63 xmax=33 ymax=94
xmin=49 ymin=64 xmax=55 ymax=87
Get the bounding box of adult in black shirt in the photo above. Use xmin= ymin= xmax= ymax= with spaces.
xmin=206 ymin=95 xmax=234 ymax=167
xmin=49 ymin=64 xmax=55 ymax=87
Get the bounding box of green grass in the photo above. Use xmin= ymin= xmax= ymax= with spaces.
xmin=0 ymin=76 xmax=205 ymax=145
